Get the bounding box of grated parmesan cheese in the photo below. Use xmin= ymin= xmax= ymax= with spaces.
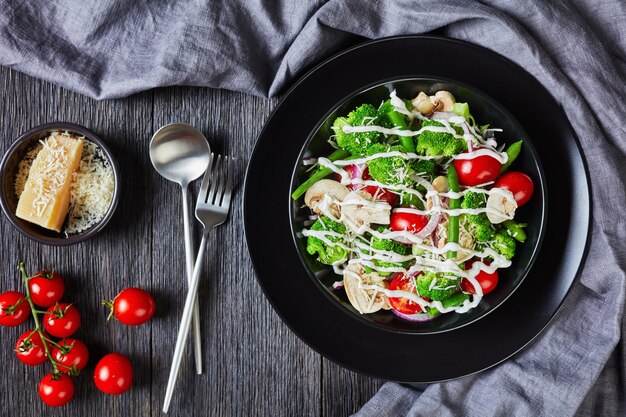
xmin=15 ymin=132 xmax=114 ymax=235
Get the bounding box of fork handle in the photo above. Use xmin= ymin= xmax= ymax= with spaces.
xmin=163 ymin=233 xmax=208 ymax=413
xmin=182 ymin=186 xmax=203 ymax=375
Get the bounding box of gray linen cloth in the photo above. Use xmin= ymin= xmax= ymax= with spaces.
xmin=1 ymin=1 xmax=625 ymax=415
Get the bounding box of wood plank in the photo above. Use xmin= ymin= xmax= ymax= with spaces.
xmin=322 ymin=360 xmax=384 ymax=416
xmin=150 ymin=86 xmax=322 ymax=417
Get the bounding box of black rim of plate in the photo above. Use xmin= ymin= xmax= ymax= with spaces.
xmin=243 ymin=35 xmax=591 ymax=382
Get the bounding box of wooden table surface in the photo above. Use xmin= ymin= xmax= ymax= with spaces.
xmin=0 ymin=66 xmax=383 ymax=416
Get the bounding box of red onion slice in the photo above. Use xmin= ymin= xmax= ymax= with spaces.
xmin=410 ymin=176 xmax=442 ymax=239
xmin=391 ymin=308 xmax=434 ymax=322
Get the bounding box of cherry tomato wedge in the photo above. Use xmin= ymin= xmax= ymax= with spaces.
xmin=39 ymin=373 xmax=74 ymax=407
xmin=461 ymin=261 xmax=499 ymax=295
xmin=388 ymin=273 xmax=422 ymax=315
xmin=43 ymin=303 xmax=81 ymax=338
xmin=494 ymin=171 xmax=534 ymax=207
xmin=343 ymin=165 xmax=399 ymax=206
xmin=0 ymin=291 xmax=30 ymax=327
xmin=111 ymin=288 xmax=155 ymax=326
xmin=52 ymin=338 xmax=89 ymax=373
xmin=29 ymin=270 xmax=65 ymax=307
xmin=390 ymin=210 xmax=429 ymax=234
xmin=15 ymin=330 xmax=49 ymax=366
xmin=94 ymin=353 xmax=133 ymax=395
xmin=453 ymin=151 xmax=502 ymax=186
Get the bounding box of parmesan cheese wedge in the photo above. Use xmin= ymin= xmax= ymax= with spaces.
xmin=16 ymin=133 xmax=84 ymax=232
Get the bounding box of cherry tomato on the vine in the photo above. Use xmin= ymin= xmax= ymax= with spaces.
xmin=0 ymin=291 xmax=30 ymax=326
xmin=343 ymin=165 xmax=399 ymax=206
xmin=494 ymin=171 xmax=534 ymax=207
xmin=39 ymin=373 xmax=74 ymax=407
xmin=390 ymin=210 xmax=429 ymax=234
xmin=28 ymin=270 xmax=65 ymax=307
xmin=15 ymin=330 xmax=49 ymax=366
xmin=453 ymin=151 xmax=502 ymax=186
xmin=52 ymin=338 xmax=89 ymax=374
xmin=94 ymin=353 xmax=133 ymax=395
xmin=43 ymin=303 xmax=81 ymax=338
xmin=388 ymin=273 xmax=422 ymax=315
xmin=461 ymin=261 xmax=499 ymax=295
xmin=109 ymin=288 xmax=155 ymax=326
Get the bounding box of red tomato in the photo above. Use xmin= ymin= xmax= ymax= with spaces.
xmin=15 ymin=330 xmax=49 ymax=366
xmin=94 ymin=353 xmax=133 ymax=395
xmin=461 ymin=261 xmax=499 ymax=295
xmin=390 ymin=210 xmax=429 ymax=234
xmin=112 ymin=288 xmax=155 ymax=326
xmin=0 ymin=291 xmax=30 ymax=326
xmin=52 ymin=338 xmax=89 ymax=374
xmin=453 ymin=151 xmax=502 ymax=186
xmin=29 ymin=271 xmax=65 ymax=307
xmin=494 ymin=171 xmax=534 ymax=207
xmin=39 ymin=373 xmax=74 ymax=407
xmin=388 ymin=273 xmax=422 ymax=315
xmin=43 ymin=303 xmax=81 ymax=338
xmin=344 ymin=165 xmax=399 ymax=206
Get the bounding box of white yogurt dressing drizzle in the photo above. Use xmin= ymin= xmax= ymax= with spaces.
xmin=302 ymin=91 xmax=517 ymax=315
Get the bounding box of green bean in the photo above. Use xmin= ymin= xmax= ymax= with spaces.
xmin=387 ymin=109 xmax=414 ymax=153
xmin=500 ymin=140 xmax=523 ymax=173
xmin=291 ymin=149 xmax=351 ymax=200
xmin=426 ymin=292 xmax=470 ymax=317
xmin=447 ymin=166 xmax=460 ymax=259
xmin=503 ymin=220 xmax=527 ymax=243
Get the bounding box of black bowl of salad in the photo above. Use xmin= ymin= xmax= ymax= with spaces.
xmin=290 ymin=78 xmax=546 ymax=334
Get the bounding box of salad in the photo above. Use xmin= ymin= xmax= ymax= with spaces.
xmin=292 ymin=89 xmax=535 ymax=321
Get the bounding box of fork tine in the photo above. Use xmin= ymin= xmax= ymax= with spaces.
xmin=220 ymin=157 xmax=234 ymax=208
xmin=198 ymin=153 xmax=214 ymax=205
xmin=206 ymin=154 xmax=222 ymax=205
xmin=212 ymin=155 xmax=228 ymax=206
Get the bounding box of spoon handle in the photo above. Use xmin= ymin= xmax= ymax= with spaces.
xmin=163 ymin=233 xmax=208 ymax=413
xmin=182 ymin=185 xmax=203 ymax=374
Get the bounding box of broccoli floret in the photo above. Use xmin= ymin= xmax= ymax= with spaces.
xmin=411 ymin=159 xmax=436 ymax=177
xmin=366 ymin=144 xmax=415 ymax=186
xmin=332 ymin=104 xmax=382 ymax=155
xmin=461 ymin=191 xmax=495 ymax=242
xmin=306 ymin=217 xmax=348 ymax=265
xmin=416 ymin=271 xmax=460 ymax=301
xmin=370 ymin=230 xmax=411 ymax=277
xmin=493 ymin=229 xmax=516 ymax=260
xmin=416 ymin=120 xmax=467 ymax=156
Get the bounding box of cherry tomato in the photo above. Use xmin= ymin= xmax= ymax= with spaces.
xmin=0 ymin=291 xmax=30 ymax=327
xmin=29 ymin=271 xmax=65 ymax=307
xmin=494 ymin=171 xmax=534 ymax=207
xmin=15 ymin=330 xmax=49 ymax=366
xmin=52 ymin=338 xmax=89 ymax=373
xmin=43 ymin=303 xmax=81 ymax=338
xmin=39 ymin=373 xmax=74 ymax=407
xmin=453 ymin=151 xmax=502 ymax=186
xmin=461 ymin=261 xmax=499 ymax=295
xmin=388 ymin=273 xmax=422 ymax=315
xmin=343 ymin=165 xmax=399 ymax=206
xmin=94 ymin=353 xmax=133 ymax=395
xmin=390 ymin=210 xmax=429 ymax=234
xmin=112 ymin=288 xmax=155 ymax=326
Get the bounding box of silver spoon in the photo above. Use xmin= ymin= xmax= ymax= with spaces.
xmin=149 ymin=123 xmax=210 ymax=375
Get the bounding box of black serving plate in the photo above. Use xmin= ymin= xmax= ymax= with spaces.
xmin=243 ymin=36 xmax=590 ymax=382
xmin=290 ymin=78 xmax=547 ymax=334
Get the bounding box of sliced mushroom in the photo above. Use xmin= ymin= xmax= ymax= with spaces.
xmin=341 ymin=190 xmax=391 ymax=229
xmin=433 ymin=91 xmax=456 ymax=112
xmin=412 ymin=92 xmax=437 ymax=116
xmin=486 ymin=188 xmax=517 ymax=224
xmin=304 ymin=179 xmax=349 ymax=218
xmin=343 ymin=263 xmax=389 ymax=314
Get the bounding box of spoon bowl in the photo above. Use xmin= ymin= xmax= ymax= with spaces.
xmin=149 ymin=124 xmax=211 ymax=185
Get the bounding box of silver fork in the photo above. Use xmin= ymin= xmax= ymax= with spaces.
xmin=163 ymin=153 xmax=234 ymax=413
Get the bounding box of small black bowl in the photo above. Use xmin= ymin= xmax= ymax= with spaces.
xmin=0 ymin=122 xmax=120 ymax=245
xmin=290 ymin=78 xmax=547 ymax=334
